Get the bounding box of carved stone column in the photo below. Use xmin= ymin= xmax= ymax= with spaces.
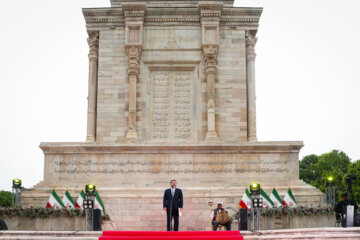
xmin=199 ymin=1 xmax=222 ymax=142
xmin=86 ymin=31 xmax=99 ymax=142
xmin=123 ymin=2 xmax=146 ymax=141
xmin=125 ymin=45 xmax=142 ymax=140
xmin=203 ymin=45 xmax=219 ymax=141
xmin=246 ymin=31 xmax=258 ymax=142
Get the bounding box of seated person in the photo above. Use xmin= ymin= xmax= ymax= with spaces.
xmin=211 ymin=202 xmax=232 ymax=231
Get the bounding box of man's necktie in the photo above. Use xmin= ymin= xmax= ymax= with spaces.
xmin=172 ymin=189 xmax=175 ymax=197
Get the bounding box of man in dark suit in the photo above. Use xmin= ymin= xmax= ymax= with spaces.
xmin=163 ymin=179 xmax=183 ymax=231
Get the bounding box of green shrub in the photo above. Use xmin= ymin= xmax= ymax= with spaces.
xmin=0 ymin=191 xmax=12 ymax=207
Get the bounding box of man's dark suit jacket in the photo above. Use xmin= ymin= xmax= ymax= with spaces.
xmin=163 ymin=188 xmax=183 ymax=210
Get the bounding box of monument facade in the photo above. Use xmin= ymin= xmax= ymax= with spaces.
xmin=23 ymin=0 xmax=323 ymax=231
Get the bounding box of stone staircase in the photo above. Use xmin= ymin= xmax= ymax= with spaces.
xmin=1 ymin=228 xmax=359 ymax=240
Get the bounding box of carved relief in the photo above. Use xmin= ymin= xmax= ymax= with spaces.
xmin=151 ymin=71 xmax=193 ymax=141
xmin=166 ymin=29 xmax=183 ymax=49
xmin=246 ymin=35 xmax=257 ymax=62
xmin=203 ymin=44 xmax=218 ymax=66
xmin=125 ymin=45 xmax=142 ymax=75
xmin=87 ymin=32 xmax=99 ymax=61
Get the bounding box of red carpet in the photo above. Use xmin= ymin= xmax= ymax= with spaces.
xmin=100 ymin=231 xmax=243 ymax=240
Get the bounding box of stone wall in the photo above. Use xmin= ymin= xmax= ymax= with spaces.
xmin=97 ymin=28 xmax=128 ymax=142
xmin=1 ymin=214 xmax=335 ymax=231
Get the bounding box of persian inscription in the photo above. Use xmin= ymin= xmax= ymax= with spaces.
xmin=151 ymin=71 xmax=193 ymax=141
xmin=54 ymin=159 xmax=288 ymax=175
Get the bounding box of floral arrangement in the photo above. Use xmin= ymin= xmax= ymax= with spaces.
xmin=0 ymin=207 xmax=110 ymax=221
xmin=260 ymin=205 xmax=334 ymax=217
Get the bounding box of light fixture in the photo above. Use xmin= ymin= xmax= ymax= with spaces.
xmin=250 ymin=182 xmax=260 ymax=195
xmin=85 ymin=184 xmax=96 ymax=196
xmin=12 ymin=178 xmax=22 ymax=188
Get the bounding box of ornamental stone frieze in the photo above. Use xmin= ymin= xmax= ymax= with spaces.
xmin=86 ymin=31 xmax=99 ymax=142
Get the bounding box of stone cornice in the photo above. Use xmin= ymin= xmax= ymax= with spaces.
xmin=84 ymin=17 xmax=260 ymax=24
xmin=39 ymin=141 xmax=304 ymax=154
xmin=83 ymin=7 xmax=262 ymax=25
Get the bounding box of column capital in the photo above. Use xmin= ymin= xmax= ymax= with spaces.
xmin=203 ymin=44 xmax=218 ymax=68
xmin=246 ymin=32 xmax=257 ymax=62
xmin=125 ymin=45 xmax=142 ymax=76
xmin=87 ymin=32 xmax=99 ymax=61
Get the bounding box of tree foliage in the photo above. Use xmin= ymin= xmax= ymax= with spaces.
xmin=299 ymin=150 xmax=359 ymax=202
xmin=0 ymin=191 xmax=12 ymax=207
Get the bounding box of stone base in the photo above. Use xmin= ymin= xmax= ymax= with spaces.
xmin=22 ymin=184 xmax=323 ymax=231
xmin=205 ymin=131 xmax=219 ymax=142
xmin=23 ymin=141 xmax=324 ymax=231
xmin=126 ymin=130 xmax=138 ymax=141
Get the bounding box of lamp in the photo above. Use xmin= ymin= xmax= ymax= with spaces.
xmin=250 ymin=183 xmax=260 ymax=195
xmin=85 ymin=184 xmax=96 ymax=196
xmin=12 ymin=178 xmax=22 ymax=188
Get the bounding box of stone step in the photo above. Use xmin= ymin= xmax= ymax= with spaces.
xmin=242 ymin=227 xmax=360 ymax=239
xmin=1 ymin=228 xmax=359 ymax=240
xmin=0 ymin=231 xmax=101 ymax=240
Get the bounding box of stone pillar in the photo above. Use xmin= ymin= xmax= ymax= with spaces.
xmin=125 ymin=45 xmax=142 ymax=140
xmin=199 ymin=1 xmax=223 ymax=142
xmin=122 ymin=2 xmax=146 ymax=141
xmin=203 ymin=45 xmax=219 ymax=141
xmin=246 ymin=31 xmax=257 ymax=142
xmin=86 ymin=31 xmax=99 ymax=142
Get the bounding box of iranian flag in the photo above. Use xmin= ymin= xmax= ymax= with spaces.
xmin=260 ymin=189 xmax=273 ymax=208
xmin=94 ymin=191 xmax=106 ymax=214
xmin=76 ymin=190 xmax=86 ymax=208
xmin=282 ymin=188 xmax=297 ymax=208
xmin=46 ymin=189 xmax=65 ymax=208
xmin=239 ymin=188 xmax=251 ymax=209
xmin=62 ymin=190 xmax=76 ymax=208
xmin=269 ymin=188 xmax=284 ymax=208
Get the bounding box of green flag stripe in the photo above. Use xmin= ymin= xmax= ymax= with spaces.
xmin=245 ymin=188 xmax=251 ymax=198
xmin=288 ymin=188 xmax=297 ymax=204
xmin=96 ymin=191 xmax=105 ymax=214
xmin=272 ymin=188 xmax=284 ymax=206
xmin=260 ymin=189 xmax=273 ymax=205
xmin=65 ymin=191 xmax=75 ymax=205
xmin=52 ymin=190 xmax=65 ymax=207
xmin=80 ymin=190 xmax=86 ymax=199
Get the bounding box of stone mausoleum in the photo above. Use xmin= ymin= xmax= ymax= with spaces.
xmin=23 ymin=0 xmax=323 ymax=231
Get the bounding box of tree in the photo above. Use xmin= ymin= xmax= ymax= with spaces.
xmin=345 ymin=159 xmax=360 ymax=203
xmin=0 ymin=191 xmax=12 ymax=207
xmin=314 ymin=150 xmax=351 ymax=195
xmin=299 ymin=154 xmax=319 ymax=184
xmin=299 ymin=150 xmax=351 ymax=200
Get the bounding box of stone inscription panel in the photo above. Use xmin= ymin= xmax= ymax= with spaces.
xmin=151 ymin=71 xmax=193 ymax=142
xmin=53 ymin=154 xmax=289 ymax=176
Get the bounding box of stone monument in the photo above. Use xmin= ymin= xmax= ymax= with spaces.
xmin=23 ymin=0 xmax=323 ymax=231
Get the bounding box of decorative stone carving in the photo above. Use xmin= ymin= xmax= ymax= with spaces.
xmin=203 ymin=45 xmax=218 ymax=141
xmin=125 ymin=46 xmax=142 ymax=76
xmin=200 ymin=2 xmax=222 ymax=142
xmin=125 ymin=45 xmax=142 ymax=140
xmin=150 ymin=71 xmax=193 ymax=142
xmin=246 ymin=32 xmax=258 ymax=141
xmin=166 ymin=29 xmax=183 ymax=49
xmin=123 ymin=2 xmax=146 ymax=141
xmin=86 ymin=31 xmax=99 ymax=142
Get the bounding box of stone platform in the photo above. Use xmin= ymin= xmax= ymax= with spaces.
xmin=23 ymin=142 xmax=323 ymax=231
xmin=1 ymin=228 xmax=360 ymax=240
